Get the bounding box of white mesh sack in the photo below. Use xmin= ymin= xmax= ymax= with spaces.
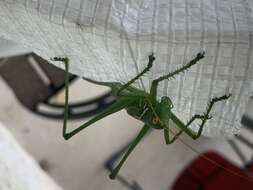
xmin=0 ymin=0 xmax=253 ymax=137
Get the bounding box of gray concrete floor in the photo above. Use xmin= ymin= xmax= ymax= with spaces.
xmin=0 ymin=77 xmax=252 ymax=190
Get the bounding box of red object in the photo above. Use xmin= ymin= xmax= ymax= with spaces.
xmin=172 ymin=151 xmax=253 ymax=190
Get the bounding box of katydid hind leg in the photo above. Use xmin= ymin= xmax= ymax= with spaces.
xmin=63 ymin=97 xmax=137 ymax=140
xmin=51 ymin=57 xmax=70 ymax=139
xmin=109 ymin=124 xmax=151 ymax=179
xmin=52 ymin=57 xmax=137 ymax=140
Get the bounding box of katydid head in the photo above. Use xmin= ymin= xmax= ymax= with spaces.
xmin=148 ymin=96 xmax=174 ymax=129
xmin=126 ymin=96 xmax=174 ymax=130
xmin=160 ymin=96 xmax=173 ymax=109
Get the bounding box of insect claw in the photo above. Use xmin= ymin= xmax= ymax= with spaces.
xmin=197 ymin=51 xmax=205 ymax=59
xmin=148 ymin=53 xmax=156 ymax=68
xmin=226 ymin=93 xmax=232 ymax=99
xmin=63 ymin=134 xmax=71 ymax=140
xmin=51 ymin=57 xmax=69 ymax=63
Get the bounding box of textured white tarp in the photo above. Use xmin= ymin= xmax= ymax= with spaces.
xmin=0 ymin=0 xmax=253 ymax=137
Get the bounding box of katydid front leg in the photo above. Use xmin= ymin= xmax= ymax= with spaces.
xmin=117 ymin=53 xmax=155 ymax=95
xmin=170 ymin=94 xmax=231 ymax=140
xmin=164 ymin=126 xmax=183 ymax=144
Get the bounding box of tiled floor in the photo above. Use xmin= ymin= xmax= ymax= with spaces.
xmin=0 ymin=77 xmax=252 ymax=190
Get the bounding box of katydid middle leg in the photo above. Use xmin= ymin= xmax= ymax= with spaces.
xmin=150 ymin=52 xmax=205 ymax=98
xmin=109 ymin=124 xmax=151 ymax=179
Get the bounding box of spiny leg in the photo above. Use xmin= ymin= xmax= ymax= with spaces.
xmin=163 ymin=114 xmax=204 ymax=144
xmin=117 ymin=53 xmax=155 ymax=95
xmin=171 ymin=94 xmax=231 ymax=140
xmin=164 ymin=126 xmax=183 ymax=144
xmin=150 ymin=52 xmax=205 ymax=98
xmin=109 ymin=124 xmax=151 ymax=179
xmin=52 ymin=57 xmax=136 ymax=140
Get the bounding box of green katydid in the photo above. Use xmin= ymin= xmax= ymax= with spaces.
xmin=52 ymin=52 xmax=231 ymax=179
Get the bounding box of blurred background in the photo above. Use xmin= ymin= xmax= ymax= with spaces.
xmin=0 ymin=39 xmax=253 ymax=190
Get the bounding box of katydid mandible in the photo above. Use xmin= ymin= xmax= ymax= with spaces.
xmin=52 ymin=52 xmax=231 ymax=179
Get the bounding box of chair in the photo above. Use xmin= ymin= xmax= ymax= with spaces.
xmin=0 ymin=53 xmax=114 ymax=119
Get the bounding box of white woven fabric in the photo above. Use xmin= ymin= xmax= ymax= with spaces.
xmin=0 ymin=0 xmax=253 ymax=137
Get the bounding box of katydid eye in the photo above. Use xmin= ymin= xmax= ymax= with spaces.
xmin=152 ymin=117 xmax=159 ymax=124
